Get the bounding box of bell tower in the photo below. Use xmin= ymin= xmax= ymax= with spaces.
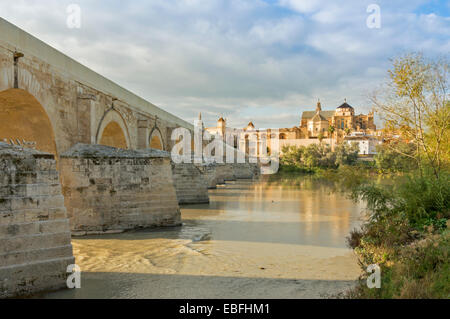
xmin=316 ymin=99 xmax=322 ymax=112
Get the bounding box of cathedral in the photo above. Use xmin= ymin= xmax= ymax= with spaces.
xmin=205 ymin=99 xmax=377 ymax=154
xmin=299 ymin=99 xmax=376 ymax=140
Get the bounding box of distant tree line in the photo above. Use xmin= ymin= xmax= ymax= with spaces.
xmin=280 ymin=142 xmax=359 ymax=171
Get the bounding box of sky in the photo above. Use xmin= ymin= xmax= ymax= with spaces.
xmin=0 ymin=0 xmax=449 ymax=128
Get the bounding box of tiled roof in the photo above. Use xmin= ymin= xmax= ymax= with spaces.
xmin=344 ymin=136 xmax=375 ymax=141
xmin=337 ymin=102 xmax=354 ymax=109
xmin=311 ymin=112 xmax=328 ymax=122
xmin=302 ymin=110 xmax=335 ymax=119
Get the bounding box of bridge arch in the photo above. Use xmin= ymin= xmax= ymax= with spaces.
xmin=96 ymin=109 xmax=130 ymax=149
xmin=149 ymin=127 xmax=164 ymax=150
xmin=0 ymin=88 xmax=57 ymax=155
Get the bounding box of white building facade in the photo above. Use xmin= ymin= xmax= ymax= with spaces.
xmin=344 ymin=133 xmax=381 ymax=155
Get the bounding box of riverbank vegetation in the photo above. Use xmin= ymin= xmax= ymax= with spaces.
xmin=344 ymin=53 xmax=449 ymax=299
xmin=279 ymin=143 xmax=360 ymax=173
xmin=279 ymin=140 xmax=420 ymax=176
xmin=346 ymin=171 xmax=449 ymax=298
xmin=373 ymin=142 xmax=418 ymax=173
xmin=277 ymin=53 xmax=449 ymax=299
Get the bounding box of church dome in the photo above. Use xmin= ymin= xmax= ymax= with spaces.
xmin=337 ymin=101 xmax=354 ymax=110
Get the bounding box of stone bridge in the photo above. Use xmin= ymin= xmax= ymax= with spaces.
xmin=0 ymin=18 xmax=192 ymax=155
xmin=0 ymin=18 xmax=259 ymax=298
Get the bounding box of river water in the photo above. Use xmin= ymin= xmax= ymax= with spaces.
xmin=41 ymin=175 xmax=365 ymax=299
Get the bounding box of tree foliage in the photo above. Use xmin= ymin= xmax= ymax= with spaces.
xmin=280 ymin=142 xmax=359 ymax=170
xmin=371 ymin=53 xmax=450 ymax=178
xmin=374 ymin=141 xmax=417 ymax=172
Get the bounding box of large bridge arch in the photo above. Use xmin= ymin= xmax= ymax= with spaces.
xmin=96 ymin=109 xmax=130 ymax=149
xmin=149 ymin=127 xmax=164 ymax=150
xmin=0 ymin=88 xmax=57 ymax=155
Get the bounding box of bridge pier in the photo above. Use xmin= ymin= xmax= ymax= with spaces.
xmin=171 ymin=162 xmax=210 ymax=204
xmin=60 ymin=144 xmax=181 ymax=234
xmin=198 ymin=160 xmax=260 ymax=186
xmin=232 ymin=162 xmax=260 ymax=180
xmin=195 ymin=162 xmax=225 ymax=189
xmin=0 ymin=143 xmax=74 ymax=298
xmin=189 ymin=160 xmax=261 ymax=192
xmin=214 ymin=163 xmax=237 ymax=182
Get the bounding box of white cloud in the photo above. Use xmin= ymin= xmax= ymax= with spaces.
xmin=249 ymin=17 xmax=304 ymax=46
xmin=0 ymin=0 xmax=448 ymax=129
xmin=278 ymin=0 xmax=324 ymax=14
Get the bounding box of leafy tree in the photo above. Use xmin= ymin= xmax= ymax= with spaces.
xmin=371 ymin=53 xmax=449 ymax=178
xmin=328 ymin=125 xmax=335 ymax=150
xmin=280 ymin=145 xmax=304 ymax=167
xmin=317 ymin=132 xmax=324 ymax=142
xmin=328 ymin=125 xmax=335 ymax=137
xmin=335 ymin=142 xmax=359 ymax=166
xmin=280 ymin=142 xmax=359 ymax=170
xmin=374 ymin=142 xmax=417 ymax=172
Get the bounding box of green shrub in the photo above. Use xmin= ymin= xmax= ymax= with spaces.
xmin=351 ymin=171 xmax=449 ymax=232
xmin=349 ymin=231 xmax=450 ymax=299
xmin=347 ymin=170 xmax=450 ymax=299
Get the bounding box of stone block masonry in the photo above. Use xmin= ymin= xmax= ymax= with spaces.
xmin=197 ymin=162 xmax=261 ymax=189
xmin=171 ymin=162 xmax=210 ymax=204
xmin=172 ymin=155 xmax=260 ymax=202
xmin=0 ymin=142 xmax=74 ymax=298
xmin=60 ymin=144 xmax=181 ymax=233
xmin=232 ymin=162 xmax=260 ymax=180
xmin=0 ymin=18 xmax=194 ymax=155
xmin=196 ymin=163 xmax=225 ymax=189
xmin=215 ymin=163 xmax=236 ymax=182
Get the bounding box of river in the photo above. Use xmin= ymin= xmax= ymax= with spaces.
xmin=40 ymin=174 xmax=365 ymax=299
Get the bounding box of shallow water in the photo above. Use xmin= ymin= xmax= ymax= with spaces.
xmin=41 ymin=175 xmax=365 ymax=299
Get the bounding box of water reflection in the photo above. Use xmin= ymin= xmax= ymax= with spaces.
xmin=39 ymin=175 xmax=365 ymax=299
xmin=182 ymin=175 xmax=365 ymax=249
